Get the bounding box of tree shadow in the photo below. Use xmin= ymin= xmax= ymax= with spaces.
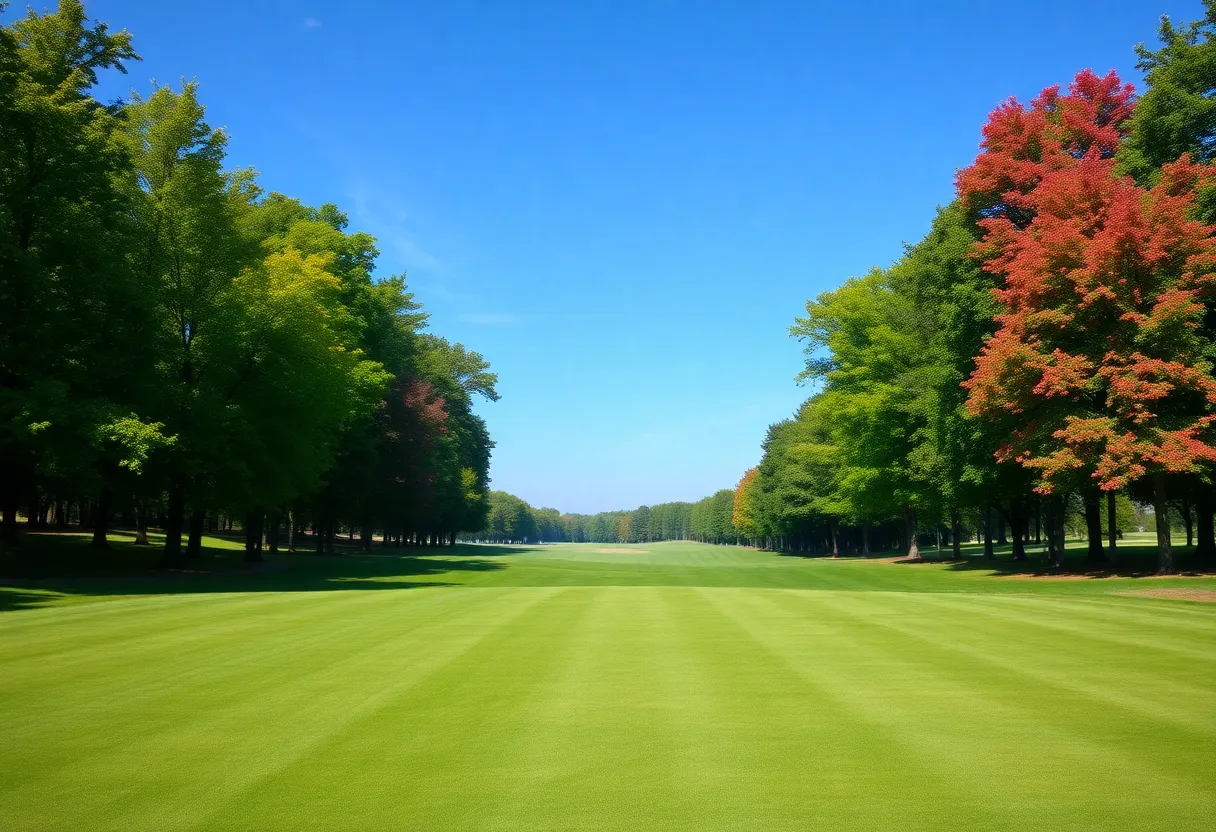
xmin=0 ymin=532 xmax=516 ymax=612
xmin=932 ymin=547 xmax=1216 ymax=578
xmin=768 ymin=541 xmax=1216 ymax=578
xmin=773 ymin=549 xmax=905 ymax=562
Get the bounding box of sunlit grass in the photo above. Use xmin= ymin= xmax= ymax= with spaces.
xmin=1 ymin=539 xmax=1213 ymax=830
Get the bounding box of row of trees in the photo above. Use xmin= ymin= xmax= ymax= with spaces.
xmin=0 ymin=3 xmax=498 ymax=564
xmin=464 ymin=489 xmax=742 ymax=545
xmin=731 ymin=6 xmax=1216 ymax=573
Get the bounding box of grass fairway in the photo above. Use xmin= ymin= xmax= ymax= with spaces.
xmin=2 ymin=539 xmax=1214 ymax=831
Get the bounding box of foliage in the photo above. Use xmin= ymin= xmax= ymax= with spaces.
xmin=0 ymin=3 xmax=497 ymax=555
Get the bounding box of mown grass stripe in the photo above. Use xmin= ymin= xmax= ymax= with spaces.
xmin=1 ymin=588 xmax=561 ymax=831
xmin=784 ymin=591 xmax=1216 ymax=792
xmin=2 ymin=542 xmax=1213 ymax=831
xmin=734 ymin=588 xmax=1214 ymax=831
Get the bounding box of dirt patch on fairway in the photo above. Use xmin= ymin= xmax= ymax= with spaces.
xmin=594 ymin=548 xmax=649 ymax=554
xmin=1117 ymin=588 xmax=1216 ymax=603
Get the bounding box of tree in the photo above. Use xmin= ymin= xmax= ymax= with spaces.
xmin=732 ymin=469 xmax=760 ymax=543
xmin=118 ymin=81 xmax=262 ymax=565
xmin=0 ymin=5 xmax=501 ymax=562
xmin=218 ymin=249 xmax=388 ymax=560
xmin=0 ymin=1 xmax=143 ymax=549
xmin=630 ymin=505 xmax=651 ymax=542
xmin=793 ymin=272 xmax=931 ymax=557
xmin=960 ymin=70 xmax=1216 ymax=573
xmin=1120 ymin=1 xmax=1216 ymax=563
xmin=1121 ymin=2 xmax=1216 ymax=185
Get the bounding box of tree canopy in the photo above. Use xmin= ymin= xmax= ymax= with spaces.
xmin=0 ymin=1 xmax=498 ymax=559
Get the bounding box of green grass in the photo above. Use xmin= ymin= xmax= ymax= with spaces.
xmin=2 ymin=535 xmax=1214 ymax=830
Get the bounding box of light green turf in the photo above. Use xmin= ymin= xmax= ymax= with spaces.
xmin=2 ymin=540 xmax=1214 ymax=831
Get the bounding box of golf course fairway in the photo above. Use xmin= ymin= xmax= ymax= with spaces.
xmin=2 ymin=539 xmax=1214 ymax=831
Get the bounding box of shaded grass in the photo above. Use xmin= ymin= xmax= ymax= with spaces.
xmin=0 ymin=537 xmax=1213 ymax=830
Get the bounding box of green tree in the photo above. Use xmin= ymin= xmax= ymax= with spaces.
xmin=1120 ymin=1 xmax=1216 ymax=185
xmin=630 ymin=505 xmax=651 ymax=542
xmin=117 ymin=81 xmax=262 ymax=565
xmin=0 ymin=1 xmax=143 ymax=548
xmin=793 ymin=272 xmax=931 ymax=557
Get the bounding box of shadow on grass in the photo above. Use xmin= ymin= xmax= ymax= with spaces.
xmin=773 ymin=541 xmax=1216 ymax=578
xmin=0 ymin=531 xmax=520 ymax=612
xmin=934 ymin=548 xmax=1216 ymax=579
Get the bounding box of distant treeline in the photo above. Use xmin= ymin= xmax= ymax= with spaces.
xmin=461 ymin=490 xmax=741 ymax=545
xmin=0 ymin=3 xmax=498 ymax=563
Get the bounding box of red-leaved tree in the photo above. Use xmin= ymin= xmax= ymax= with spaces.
xmin=378 ymin=374 xmax=449 ymax=542
xmin=959 ymin=70 xmax=1216 ymax=573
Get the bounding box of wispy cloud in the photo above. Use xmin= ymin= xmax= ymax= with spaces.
xmin=386 ymin=233 xmax=441 ymax=270
xmin=459 ymin=313 xmax=521 ymax=326
xmin=341 ymin=185 xmax=442 ymax=272
xmin=302 ymin=17 xmax=322 ymax=29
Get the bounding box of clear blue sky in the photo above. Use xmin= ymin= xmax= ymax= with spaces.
xmin=81 ymin=0 xmax=1201 ymax=513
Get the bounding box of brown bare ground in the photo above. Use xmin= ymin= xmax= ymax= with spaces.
xmin=1117 ymin=588 xmax=1216 ymax=602
xmin=594 ymin=548 xmax=649 ymax=554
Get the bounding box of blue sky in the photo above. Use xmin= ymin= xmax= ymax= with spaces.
xmin=79 ymin=0 xmax=1202 ymax=513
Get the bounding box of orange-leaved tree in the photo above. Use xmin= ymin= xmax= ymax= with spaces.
xmin=732 ymin=468 xmax=760 ymax=544
xmin=959 ymin=69 xmax=1216 ymax=573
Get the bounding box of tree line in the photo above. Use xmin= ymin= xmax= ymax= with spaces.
xmin=0 ymin=2 xmax=498 ymax=564
xmin=732 ymin=5 xmax=1216 ymax=574
xmin=462 ymin=489 xmax=742 ymax=545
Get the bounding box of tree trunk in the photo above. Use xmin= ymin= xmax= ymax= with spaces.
xmin=162 ymin=478 xmax=186 ymax=568
xmin=1153 ymin=474 xmax=1175 ymax=574
xmin=244 ymin=511 xmax=264 ymax=562
xmin=29 ymin=488 xmax=43 ymax=530
xmin=904 ymin=505 xmax=920 ymax=560
xmin=1182 ymin=497 xmax=1194 ymax=547
xmin=1107 ymin=491 xmax=1118 ymax=559
xmin=1195 ymin=490 xmax=1215 ymax=561
xmin=133 ymin=500 xmax=150 ymax=545
xmin=983 ymin=507 xmax=994 ymax=560
xmin=1008 ymin=500 xmax=1027 ymax=561
xmin=951 ymin=508 xmax=962 ymax=561
xmin=861 ymin=525 xmax=871 ymax=557
xmin=1056 ymin=496 xmax=1067 ymax=562
xmin=267 ymin=512 xmax=281 ymax=553
xmin=1046 ymin=493 xmax=1066 ymax=568
xmin=830 ymin=520 xmax=839 ymax=557
xmin=0 ymin=499 xmax=17 ymax=553
xmin=997 ymin=510 xmax=1009 ymax=546
xmin=90 ymin=484 xmax=111 ymax=548
xmin=186 ymin=510 xmax=205 ymax=559
xmin=1083 ymin=489 xmax=1106 ymax=562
